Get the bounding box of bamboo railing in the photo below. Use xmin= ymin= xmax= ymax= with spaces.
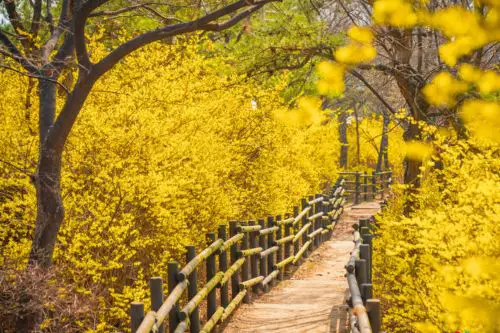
xmin=129 ymin=171 xmax=391 ymax=333
xmin=345 ymin=206 xmax=390 ymax=333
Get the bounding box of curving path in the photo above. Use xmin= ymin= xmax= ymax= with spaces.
xmin=222 ymin=201 xmax=381 ymax=333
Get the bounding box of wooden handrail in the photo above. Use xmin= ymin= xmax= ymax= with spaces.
xmin=130 ymin=172 xmax=387 ymax=333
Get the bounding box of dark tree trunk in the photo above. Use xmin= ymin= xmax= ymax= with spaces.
xmin=28 ymin=75 xmax=96 ymax=269
xmin=353 ymin=107 xmax=360 ymax=166
xmin=376 ymin=110 xmax=390 ymax=172
xmin=29 ymin=148 xmax=64 ymax=268
xmin=28 ymin=77 xmax=63 ymax=269
xmin=338 ymin=109 xmax=348 ymax=168
xmin=403 ymin=121 xmax=422 ymax=215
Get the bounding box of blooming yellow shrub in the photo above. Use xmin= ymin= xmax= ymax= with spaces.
xmin=374 ymin=136 xmax=500 ymax=332
xmin=312 ymin=0 xmax=499 ymax=331
xmin=0 ymin=40 xmax=340 ymax=331
xmin=346 ymin=113 xmax=405 ymax=176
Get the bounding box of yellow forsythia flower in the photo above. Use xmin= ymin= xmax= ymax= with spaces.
xmin=316 ymin=61 xmax=346 ymax=96
xmin=335 ymin=44 xmax=377 ymax=64
xmin=422 ymin=72 xmax=468 ymax=107
xmin=373 ymin=0 xmax=418 ymax=27
xmin=459 ymin=64 xmax=483 ymax=82
xmin=404 ymin=141 xmax=433 ymax=161
xmin=460 ymin=99 xmax=500 ymax=144
xmin=347 ymin=26 xmax=374 ymax=44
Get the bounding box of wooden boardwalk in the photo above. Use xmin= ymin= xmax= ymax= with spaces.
xmin=222 ymin=201 xmax=381 ymax=333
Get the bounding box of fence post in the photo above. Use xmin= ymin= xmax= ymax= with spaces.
xmin=363 ymin=171 xmax=368 ymax=202
xmin=218 ymin=225 xmax=229 ymax=308
xmin=355 ymin=172 xmax=360 ymax=204
xmin=371 ymin=171 xmax=377 ymax=200
xmin=276 ymin=215 xmax=283 ymax=281
xmin=130 ymin=302 xmax=144 ymax=333
xmin=184 ymin=246 xmax=201 ymax=333
xmin=293 ymin=206 xmax=300 ymax=259
xmin=258 ymin=218 xmax=268 ymax=292
xmin=240 ymin=222 xmax=251 ymax=303
xmin=284 ymin=213 xmax=291 ymax=263
xmin=229 ymin=221 xmax=240 ymax=298
xmin=361 ymin=283 xmax=373 ymax=303
xmin=267 ymin=216 xmax=275 ymax=288
xmin=206 ymin=233 xmax=217 ymax=318
xmin=308 ymin=195 xmax=315 ymax=251
xmin=355 ymin=259 xmax=367 ymax=291
xmin=150 ymin=277 xmax=165 ymax=333
xmin=322 ymin=196 xmax=328 ymax=242
xmin=315 ymin=194 xmax=322 ymax=247
xmin=359 ymin=244 xmax=372 ymax=284
xmin=301 ymin=198 xmax=309 ymax=259
xmin=248 ymin=220 xmax=259 ymax=294
xmin=167 ymin=261 xmax=180 ymax=333
xmin=367 ymin=299 xmax=382 ymax=333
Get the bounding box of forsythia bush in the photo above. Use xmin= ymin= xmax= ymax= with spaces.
xmin=373 ymin=134 xmax=500 ymax=332
xmin=0 ymin=40 xmax=340 ymax=331
xmin=315 ymin=0 xmax=499 ymax=331
xmin=346 ymin=113 xmax=405 ymax=176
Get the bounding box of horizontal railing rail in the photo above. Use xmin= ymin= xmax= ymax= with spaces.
xmin=340 ymin=170 xmax=392 ymax=204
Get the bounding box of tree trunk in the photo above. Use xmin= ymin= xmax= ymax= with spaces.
xmin=28 ymin=74 xmax=96 ymax=269
xmin=353 ymin=107 xmax=360 ymax=166
xmin=27 ymin=77 xmax=64 ymax=269
xmin=29 ymin=148 xmax=64 ymax=268
xmin=376 ymin=110 xmax=389 ymax=172
xmin=403 ymin=121 xmax=422 ymax=215
xmin=339 ymin=109 xmax=348 ymax=168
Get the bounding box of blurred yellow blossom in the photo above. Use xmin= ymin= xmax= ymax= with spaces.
xmin=317 ymin=61 xmax=346 ymax=96
xmin=373 ymin=0 xmax=418 ymax=27
xmin=347 ymin=26 xmax=375 ymax=44
xmin=404 ymin=141 xmax=433 ymax=161
xmin=335 ymin=44 xmax=377 ymax=64
xmin=422 ymin=72 xmax=468 ymax=107
xmin=460 ymin=99 xmax=500 ymax=144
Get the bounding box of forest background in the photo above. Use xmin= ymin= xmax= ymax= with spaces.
xmin=0 ymin=0 xmax=498 ymax=332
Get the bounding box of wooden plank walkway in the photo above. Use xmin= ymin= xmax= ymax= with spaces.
xmin=222 ymin=201 xmax=381 ymax=333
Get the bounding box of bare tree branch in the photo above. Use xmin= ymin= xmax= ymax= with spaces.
xmin=74 ymin=0 xmax=111 ymax=72
xmin=0 ymin=31 xmax=38 ymax=72
xmin=42 ymin=0 xmax=71 ymax=63
xmin=349 ymin=69 xmax=397 ymax=116
xmin=0 ymin=64 xmax=70 ymax=94
xmin=30 ymin=0 xmax=43 ymax=37
xmin=89 ymin=3 xmax=151 ymax=17
xmin=93 ymin=0 xmax=276 ymax=77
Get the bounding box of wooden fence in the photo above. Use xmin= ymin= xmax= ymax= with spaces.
xmin=129 ymin=170 xmax=392 ymax=333
xmin=344 ymin=201 xmax=390 ymax=333
xmin=340 ymin=170 xmax=392 ymax=205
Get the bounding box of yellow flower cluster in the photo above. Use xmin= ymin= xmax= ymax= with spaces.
xmin=461 ymin=100 xmax=500 ymax=144
xmin=316 ymin=27 xmax=377 ymax=96
xmin=335 ymin=27 xmax=377 ymax=65
xmin=374 ymin=139 xmax=500 ymax=332
xmin=345 ymin=113 xmax=406 ymax=175
xmin=404 ymin=140 xmax=434 ymax=161
xmin=373 ymin=0 xmax=418 ymax=27
xmin=422 ymin=72 xmax=468 ymax=107
xmin=374 ymin=1 xmax=500 ymax=66
xmin=459 ymin=64 xmax=500 ymax=95
xmin=316 ymin=61 xmax=346 ymax=97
